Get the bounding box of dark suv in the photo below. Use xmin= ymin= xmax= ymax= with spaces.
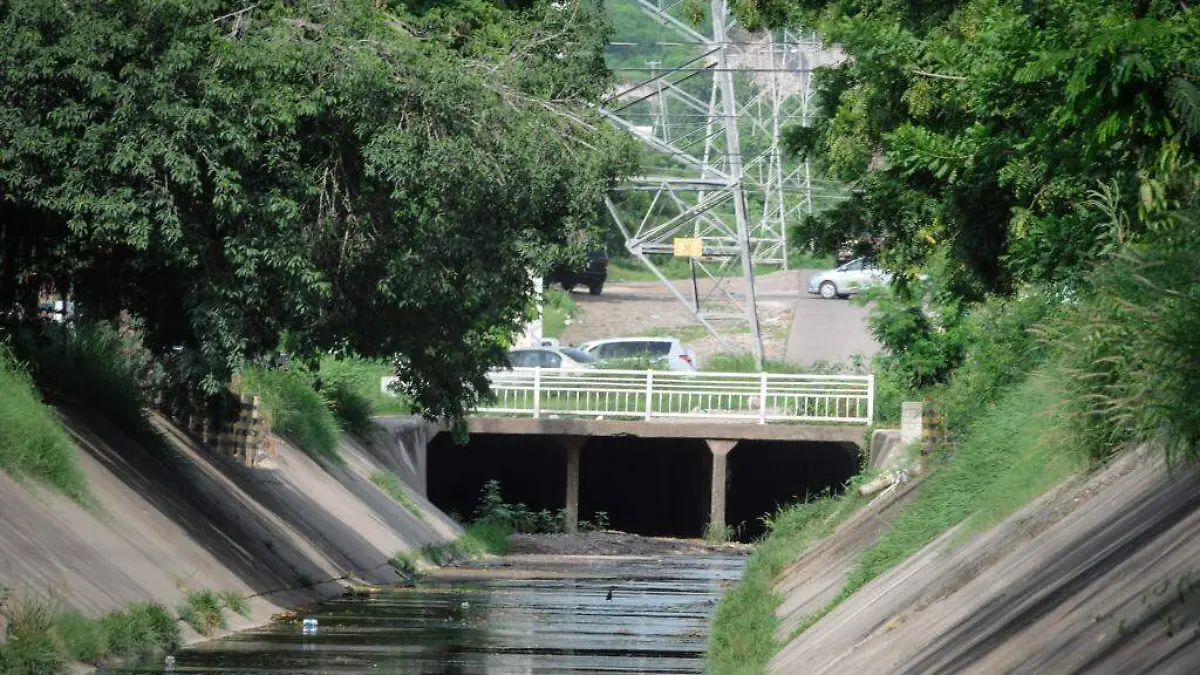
xmin=546 ymin=250 xmax=608 ymax=295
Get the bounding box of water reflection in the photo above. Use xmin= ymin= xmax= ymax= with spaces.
xmin=110 ymin=554 xmax=743 ymax=674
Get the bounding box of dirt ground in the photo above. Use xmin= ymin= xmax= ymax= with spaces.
xmin=558 ymin=271 xmax=804 ymax=365
xmin=508 ymin=531 xmax=753 ymax=556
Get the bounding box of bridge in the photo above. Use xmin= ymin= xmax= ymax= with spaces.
xmin=380 ymin=369 xmax=874 ymax=537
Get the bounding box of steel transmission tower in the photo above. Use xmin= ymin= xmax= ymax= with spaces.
xmin=599 ymin=0 xmax=834 ymax=367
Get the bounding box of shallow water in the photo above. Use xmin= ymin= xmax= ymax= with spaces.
xmin=113 ymin=554 xmax=743 ymax=674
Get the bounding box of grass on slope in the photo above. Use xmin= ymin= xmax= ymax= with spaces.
xmin=0 ymin=346 xmax=91 ymax=505
xmin=316 ymin=355 xmax=411 ymax=434
xmin=370 ymin=469 xmax=429 ymax=523
xmin=238 ymin=366 xmax=342 ymax=464
xmin=772 ymin=371 xmax=1088 ymax=647
xmin=843 ymin=372 xmax=1084 ymax=596
xmin=706 ymin=482 xmax=873 ymax=675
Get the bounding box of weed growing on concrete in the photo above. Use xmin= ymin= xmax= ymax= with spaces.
xmin=706 ymin=484 xmax=870 ymax=675
xmin=0 ymin=595 xmax=179 ymax=671
xmin=369 ymin=470 xmax=428 ymax=523
xmin=238 ymin=366 xmax=342 ymax=464
xmin=704 ymin=522 xmax=735 ymax=545
xmin=218 ymin=590 xmax=251 ymax=619
xmin=390 ymin=551 xmax=422 ymax=576
xmin=0 ymin=595 xmax=66 ymax=675
xmin=177 ymin=589 xmax=227 ymax=636
xmin=0 ymin=346 xmax=92 ymax=505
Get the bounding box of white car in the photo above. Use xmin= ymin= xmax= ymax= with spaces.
xmin=807 ymin=258 xmax=891 ymax=299
xmin=577 ymin=337 xmax=698 ymax=371
xmin=507 ymin=346 xmax=596 ymax=370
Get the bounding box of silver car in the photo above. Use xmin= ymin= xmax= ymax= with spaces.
xmin=577 ymin=337 xmax=698 ymax=371
xmin=507 ymin=346 xmax=596 ymax=370
xmin=807 ymin=258 xmax=890 ymax=299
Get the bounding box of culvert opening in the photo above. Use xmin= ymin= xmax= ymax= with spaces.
xmin=426 ymin=433 xmax=860 ymax=541
xmin=726 ymin=440 xmax=860 ymax=542
xmin=427 ymin=433 xmax=568 ymax=521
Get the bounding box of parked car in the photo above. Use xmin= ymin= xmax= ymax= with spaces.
xmin=807 ymin=257 xmax=891 ymax=299
xmin=577 ymin=336 xmax=698 ymax=371
xmin=507 ymin=346 xmax=597 ymax=369
xmin=546 ymin=250 xmax=608 ymax=295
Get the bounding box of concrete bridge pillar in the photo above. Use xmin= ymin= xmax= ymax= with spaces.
xmin=559 ymin=436 xmax=586 ymax=534
xmin=707 ymin=440 xmax=737 ymax=540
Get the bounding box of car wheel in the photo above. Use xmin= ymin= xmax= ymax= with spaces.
xmin=562 ymin=282 xmax=576 ymax=292
xmin=819 ymin=281 xmax=839 ymax=299
xmin=588 ymin=283 xmax=603 ymax=296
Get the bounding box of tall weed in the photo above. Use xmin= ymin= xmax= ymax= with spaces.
xmin=1059 ymin=228 xmax=1200 ymax=462
xmin=238 ymin=366 xmax=342 ymax=463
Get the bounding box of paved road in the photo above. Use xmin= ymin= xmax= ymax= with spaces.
xmin=784 ymin=270 xmax=879 ymax=366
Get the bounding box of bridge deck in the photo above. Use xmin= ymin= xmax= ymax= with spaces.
xmin=465 ymin=416 xmax=865 ymax=445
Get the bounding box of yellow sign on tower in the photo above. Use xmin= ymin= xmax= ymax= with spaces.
xmin=672 ymin=237 xmax=703 ymax=258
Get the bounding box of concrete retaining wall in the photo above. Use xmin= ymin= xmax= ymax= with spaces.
xmin=0 ymin=409 xmax=459 ymax=648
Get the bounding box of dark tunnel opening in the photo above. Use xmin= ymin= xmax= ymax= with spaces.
xmin=427 ymin=433 xmax=569 ymax=520
xmin=726 ymin=440 xmax=860 ymax=541
xmin=427 ymin=433 xmax=860 ymax=541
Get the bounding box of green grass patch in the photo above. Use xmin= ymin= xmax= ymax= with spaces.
xmin=316 ymin=355 xmax=411 ymax=434
xmin=13 ymin=322 xmax=169 ymax=458
xmin=177 ymin=589 xmax=227 ymax=636
xmin=0 ymin=596 xmax=179 ymax=672
xmin=0 ymin=346 xmax=91 ymax=505
xmin=706 ymin=484 xmax=871 ymax=675
xmin=370 ymin=470 xmax=429 ymax=523
xmin=238 ymin=366 xmax=342 ymax=463
xmin=542 ymin=288 xmax=577 ymax=339
xmin=218 ymin=590 xmax=251 ymax=619
xmin=390 ymin=550 xmax=422 ymax=576
xmin=460 ymin=521 xmax=512 ymax=556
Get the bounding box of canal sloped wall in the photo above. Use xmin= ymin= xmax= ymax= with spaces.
xmin=0 ymin=409 xmax=460 ymax=647
xmin=767 ymin=447 xmax=1200 ymax=674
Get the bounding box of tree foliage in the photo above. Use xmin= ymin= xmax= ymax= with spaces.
xmin=751 ymin=0 xmax=1198 ymax=297
xmin=0 ymin=0 xmax=636 ymax=419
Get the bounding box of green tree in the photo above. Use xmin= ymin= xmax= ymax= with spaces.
xmin=0 ymin=0 xmax=636 ymax=419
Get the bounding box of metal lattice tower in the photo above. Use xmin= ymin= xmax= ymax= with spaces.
xmin=599 ymin=0 xmax=840 ymax=366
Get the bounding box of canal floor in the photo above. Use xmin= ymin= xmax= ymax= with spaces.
xmin=112 ymin=553 xmax=745 ymax=674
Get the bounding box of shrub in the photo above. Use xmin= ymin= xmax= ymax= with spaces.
xmin=1059 ymin=228 xmax=1200 ymax=462
xmin=461 ymin=521 xmax=512 ymax=556
xmin=0 ymin=346 xmax=91 ymax=504
xmin=238 ymin=366 xmax=341 ymax=463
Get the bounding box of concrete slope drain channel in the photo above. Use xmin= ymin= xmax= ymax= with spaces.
xmin=108 ymin=554 xmax=744 ymax=674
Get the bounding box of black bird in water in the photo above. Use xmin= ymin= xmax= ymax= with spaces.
xmin=605 ymin=587 xmax=614 ymax=601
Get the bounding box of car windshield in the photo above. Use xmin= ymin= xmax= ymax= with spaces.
xmin=561 ymin=348 xmax=596 ymax=363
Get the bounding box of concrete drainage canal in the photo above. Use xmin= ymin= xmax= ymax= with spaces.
xmin=104 ymin=551 xmax=745 ymax=674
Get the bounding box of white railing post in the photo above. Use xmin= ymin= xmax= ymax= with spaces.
xmin=533 ymin=368 xmax=542 ymax=419
xmin=644 ymin=370 xmax=654 ymax=420
xmin=866 ymin=373 xmax=875 ymax=423
xmin=758 ymin=371 xmax=768 ymax=423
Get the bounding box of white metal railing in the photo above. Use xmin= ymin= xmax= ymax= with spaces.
xmin=473 ymin=368 xmax=874 ymax=424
